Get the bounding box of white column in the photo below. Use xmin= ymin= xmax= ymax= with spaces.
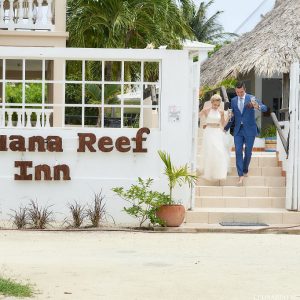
xmin=7 ymin=111 xmax=13 ymax=127
xmin=26 ymin=110 xmax=32 ymax=127
xmin=0 ymin=109 xmax=3 ymax=127
xmin=17 ymin=111 xmax=23 ymax=127
xmin=47 ymin=0 xmax=53 ymax=27
xmin=27 ymin=0 xmax=33 ymax=26
xmin=45 ymin=110 xmax=51 ymax=127
xmin=286 ymin=62 xmax=300 ymax=211
xmin=17 ymin=0 xmax=24 ymax=25
xmin=36 ymin=0 xmax=43 ymax=25
xmin=0 ymin=0 xmax=5 ymax=27
xmin=35 ymin=111 xmax=41 ymax=127
xmin=8 ymin=0 xmax=15 ymax=29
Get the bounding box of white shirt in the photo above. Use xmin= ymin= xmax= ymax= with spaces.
xmin=238 ymin=96 xmax=245 ymax=113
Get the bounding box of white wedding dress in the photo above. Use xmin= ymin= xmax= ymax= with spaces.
xmin=199 ymin=109 xmax=233 ymax=181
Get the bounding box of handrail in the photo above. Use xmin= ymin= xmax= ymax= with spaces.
xmin=220 ymin=86 xmax=230 ymax=110
xmin=271 ymin=112 xmax=288 ymax=155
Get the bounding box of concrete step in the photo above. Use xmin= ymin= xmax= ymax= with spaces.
xmin=197 ymin=167 xmax=283 ymax=177
xmin=195 ymin=196 xmax=285 ymax=209
xmin=185 ymin=208 xmax=300 ymax=224
xmin=197 ymin=155 xmax=279 ymax=168
xmin=197 ymin=176 xmax=286 ymax=187
xmin=228 ymin=166 xmax=282 ymax=176
xmin=196 ymin=186 xmax=286 ymax=197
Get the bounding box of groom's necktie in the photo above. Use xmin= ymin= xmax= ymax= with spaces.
xmin=238 ymin=97 xmax=244 ymax=113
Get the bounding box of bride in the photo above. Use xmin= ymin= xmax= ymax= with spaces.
xmin=198 ymin=94 xmax=233 ymax=181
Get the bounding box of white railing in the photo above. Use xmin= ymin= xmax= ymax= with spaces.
xmin=0 ymin=108 xmax=53 ymax=128
xmin=0 ymin=0 xmax=54 ymax=31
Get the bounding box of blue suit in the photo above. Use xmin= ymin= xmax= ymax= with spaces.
xmin=225 ymin=94 xmax=267 ymax=177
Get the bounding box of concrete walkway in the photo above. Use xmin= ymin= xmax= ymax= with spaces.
xmin=1 ymin=231 xmax=300 ymax=300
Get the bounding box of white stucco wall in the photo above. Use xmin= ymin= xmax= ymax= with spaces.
xmin=0 ymin=47 xmax=196 ymax=225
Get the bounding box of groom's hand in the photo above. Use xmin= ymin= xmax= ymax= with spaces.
xmin=252 ymin=102 xmax=260 ymax=109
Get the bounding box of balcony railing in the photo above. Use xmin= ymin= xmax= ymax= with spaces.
xmin=0 ymin=0 xmax=54 ymax=31
xmin=0 ymin=108 xmax=53 ymax=128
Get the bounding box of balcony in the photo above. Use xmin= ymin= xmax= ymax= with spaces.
xmin=0 ymin=108 xmax=53 ymax=127
xmin=0 ymin=0 xmax=54 ymax=31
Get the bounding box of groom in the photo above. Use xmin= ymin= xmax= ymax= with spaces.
xmin=225 ymin=82 xmax=267 ymax=185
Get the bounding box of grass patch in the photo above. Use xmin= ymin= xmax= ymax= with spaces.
xmin=0 ymin=277 xmax=33 ymax=297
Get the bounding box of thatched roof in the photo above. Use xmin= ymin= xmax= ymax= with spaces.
xmin=201 ymin=0 xmax=300 ymax=86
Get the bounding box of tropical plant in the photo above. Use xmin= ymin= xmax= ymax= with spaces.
xmin=86 ymin=191 xmax=115 ymax=227
xmin=179 ymin=0 xmax=237 ymax=43
xmin=158 ymin=150 xmax=197 ymax=203
xmin=9 ymin=207 xmax=28 ymax=229
xmin=66 ymin=201 xmax=86 ymax=228
xmin=5 ymin=83 xmax=43 ymax=104
xmin=85 ymin=83 xmax=121 ymax=126
xmin=27 ymin=200 xmax=54 ymax=229
xmin=199 ymin=77 xmax=237 ymax=103
xmin=260 ymin=125 xmax=277 ymax=138
xmin=67 ymin=0 xmax=192 ymax=49
xmin=112 ymin=177 xmax=170 ymax=227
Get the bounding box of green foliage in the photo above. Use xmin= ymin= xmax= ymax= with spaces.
xmin=179 ymin=0 xmax=237 ymax=43
xmin=112 ymin=177 xmax=171 ymax=227
xmin=158 ymin=150 xmax=197 ymax=202
xmin=260 ymin=125 xmax=277 ymax=138
xmin=0 ymin=277 xmax=33 ymax=297
xmin=200 ymin=77 xmax=237 ymax=103
xmin=208 ymin=40 xmax=232 ymax=57
xmin=67 ymin=0 xmax=192 ymax=49
xmin=6 ymin=83 xmax=42 ymax=104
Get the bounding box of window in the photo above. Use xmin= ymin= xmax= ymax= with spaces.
xmin=0 ymin=59 xmax=161 ymax=128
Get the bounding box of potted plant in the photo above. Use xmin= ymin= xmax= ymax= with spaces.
xmin=260 ymin=124 xmax=277 ymax=152
xmin=112 ymin=177 xmax=171 ymax=228
xmin=156 ymin=150 xmax=197 ymax=227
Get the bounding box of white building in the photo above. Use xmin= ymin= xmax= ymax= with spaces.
xmin=0 ymin=1 xmax=215 ymax=225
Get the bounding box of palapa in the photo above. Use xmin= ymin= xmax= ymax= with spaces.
xmin=201 ymin=0 xmax=300 ymax=86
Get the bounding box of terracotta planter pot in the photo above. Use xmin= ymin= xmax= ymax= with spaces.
xmin=156 ymin=204 xmax=185 ymax=227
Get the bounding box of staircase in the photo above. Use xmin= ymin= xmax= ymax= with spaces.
xmin=185 ymin=129 xmax=300 ymax=226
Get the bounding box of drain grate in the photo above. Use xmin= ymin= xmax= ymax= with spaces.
xmin=219 ymin=222 xmax=269 ymax=226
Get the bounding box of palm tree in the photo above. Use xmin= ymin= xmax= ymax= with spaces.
xmin=179 ymin=0 xmax=236 ymax=43
xmin=85 ymin=84 xmax=121 ymax=126
xmin=158 ymin=150 xmax=197 ymax=203
xmin=67 ymin=0 xmax=192 ymax=49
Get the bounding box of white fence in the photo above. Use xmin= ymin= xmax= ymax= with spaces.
xmin=0 ymin=108 xmax=53 ymax=127
xmin=0 ymin=0 xmax=54 ymax=31
xmin=0 ymin=47 xmax=199 ymax=225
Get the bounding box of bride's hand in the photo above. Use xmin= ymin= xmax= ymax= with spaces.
xmin=219 ymin=109 xmax=225 ymax=117
xmin=200 ymin=107 xmax=211 ymax=116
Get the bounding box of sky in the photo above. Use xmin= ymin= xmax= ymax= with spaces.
xmin=193 ymin=0 xmax=276 ymax=35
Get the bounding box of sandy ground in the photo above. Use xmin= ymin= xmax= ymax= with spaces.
xmin=0 ymin=231 xmax=300 ymax=300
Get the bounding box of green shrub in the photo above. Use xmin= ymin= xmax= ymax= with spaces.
xmin=260 ymin=125 xmax=277 ymax=138
xmin=113 ymin=178 xmax=170 ymax=227
xmin=0 ymin=277 xmax=33 ymax=297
